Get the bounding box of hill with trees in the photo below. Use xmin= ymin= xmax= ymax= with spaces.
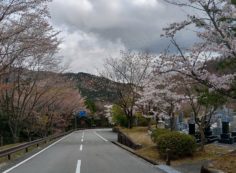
xmin=65 ymin=72 xmax=119 ymax=103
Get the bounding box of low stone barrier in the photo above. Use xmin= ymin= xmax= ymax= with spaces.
xmin=117 ymin=131 xmax=142 ymax=150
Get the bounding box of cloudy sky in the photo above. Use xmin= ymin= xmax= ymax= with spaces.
xmin=48 ymin=0 xmax=196 ymax=74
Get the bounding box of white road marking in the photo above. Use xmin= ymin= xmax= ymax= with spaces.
xmin=82 ymin=132 xmax=84 ymax=138
xmin=75 ymin=160 xmax=81 ymax=173
xmin=94 ymin=131 xmax=108 ymax=142
xmin=80 ymin=144 xmax=83 ymax=151
xmin=3 ymin=133 xmax=73 ymax=173
xmin=81 ymin=131 xmax=84 ymax=142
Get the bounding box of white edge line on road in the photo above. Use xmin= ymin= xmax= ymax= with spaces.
xmin=80 ymin=144 xmax=83 ymax=151
xmin=3 ymin=133 xmax=73 ymax=173
xmin=76 ymin=160 xmax=81 ymax=173
xmin=94 ymin=131 xmax=108 ymax=142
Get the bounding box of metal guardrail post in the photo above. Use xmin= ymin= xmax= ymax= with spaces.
xmin=8 ymin=154 xmax=11 ymax=160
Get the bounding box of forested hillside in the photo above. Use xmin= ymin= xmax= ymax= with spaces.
xmin=65 ymin=72 xmax=119 ymax=103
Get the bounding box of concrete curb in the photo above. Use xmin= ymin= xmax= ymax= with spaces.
xmin=201 ymin=163 xmax=225 ymax=173
xmin=157 ymin=165 xmax=182 ymax=173
xmin=112 ymin=141 xmax=184 ymax=173
xmin=112 ymin=141 xmax=158 ymax=165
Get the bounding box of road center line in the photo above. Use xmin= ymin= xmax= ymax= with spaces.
xmin=82 ymin=132 xmax=84 ymax=138
xmin=3 ymin=133 xmax=73 ymax=173
xmin=76 ymin=160 xmax=81 ymax=173
xmin=94 ymin=131 xmax=108 ymax=142
xmin=81 ymin=138 xmax=83 ymax=142
xmin=80 ymin=144 xmax=83 ymax=151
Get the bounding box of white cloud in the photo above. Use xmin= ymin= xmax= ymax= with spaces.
xmin=56 ymin=29 xmax=125 ymax=74
xmin=131 ymin=0 xmax=159 ymax=7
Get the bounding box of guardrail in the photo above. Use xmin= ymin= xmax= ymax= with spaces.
xmin=0 ymin=130 xmax=73 ymax=160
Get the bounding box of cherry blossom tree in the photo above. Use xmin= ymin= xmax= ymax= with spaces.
xmin=158 ymin=0 xmax=236 ymax=98
xmin=137 ymin=72 xmax=184 ymax=131
xmin=138 ymin=69 xmax=226 ymax=150
xmin=179 ymin=77 xmax=227 ymax=151
xmin=21 ymin=75 xmax=85 ymax=138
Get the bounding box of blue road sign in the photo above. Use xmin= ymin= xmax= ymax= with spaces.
xmin=76 ymin=111 xmax=86 ymax=118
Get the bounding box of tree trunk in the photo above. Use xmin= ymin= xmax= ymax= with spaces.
xmin=13 ymin=134 xmax=19 ymax=143
xmin=199 ymin=126 xmax=205 ymax=152
xmin=155 ymin=115 xmax=159 ymax=128
xmin=148 ymin=118 xmax=152 ymax=130
xmin=9 ymin=122 xmax=20 ymax=143
xmin=127 ymin=116 xmax=133 ymax=129
xmin=170 ymin=113 xmax=175 ymax=131
xmin=28 ymin=135 xmax=32 ymax=142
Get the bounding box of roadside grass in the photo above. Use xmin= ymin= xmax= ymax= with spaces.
xmin=120 ymin=127 xmax=154 ymax=147
xmin=0 ymin=140 xmax=57 ymax=165
xmin=0 ymin=144 xmax=40 ymax=164
xmin=211 ymin=150 xmax=236 ymax=173
xmin=171 ymin=144 xmax=232 ymax=165
xmin=119 ymin=127 xmax=234 ymax=166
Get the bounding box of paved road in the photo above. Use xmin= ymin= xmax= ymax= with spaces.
xmin=1 ymin=129 xmax=164 ymax=173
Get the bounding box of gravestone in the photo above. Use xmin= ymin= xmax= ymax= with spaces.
xmin=158 ymin=119 xmax=166 ymax=129
xmin=231 ymin=131 xmax=236 ymax=142
xmin=204 ymin=125 xmax=219 ymax=143
xmin=230 ymin=116 xmax=236 ymax=132
xmin=164 ymin=118 xmax=170 ymax=129
xmin=189 ymin=113 xmax=195 ymax=124
xmin=219 ymin=121 xmax=234 ymax=144
xmin=179 ymin=112 xmax=184 ymax=123
xmin=182 ymin=122 xmax=188 ymax=130
xmin=189 ymin=123 xmax=195 ymax=135
xmin=188 ymin=123 xmax=201 ymax=143
xmin=178 ymin=112 xmax=185 ymax=131
xmin=174 ymin=116 xmax=179 ymax=131
xmin=212 ymin=118 xmax=222 ymax=136
xmin=222 ymin=121 xmax=229 ymax=134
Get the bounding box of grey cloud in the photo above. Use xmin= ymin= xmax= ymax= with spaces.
xmin=49 ymin=0 xmax=198 ymax=73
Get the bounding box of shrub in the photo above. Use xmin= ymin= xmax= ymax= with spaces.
xmin=151 ymin=128 xmax=170 ymax=143
xmin=112 ymin=113 xmax=128 ymax=127
xmin=155 ymin=132 xmax=196 ymax=159
xmin=136 ymin=116 xmax=149 ymax=126
xmin=111 ymin=105 xmax=128 ymax=127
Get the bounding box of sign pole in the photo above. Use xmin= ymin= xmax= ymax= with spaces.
xmin=75 ymin=115 xmax=77 ymax=130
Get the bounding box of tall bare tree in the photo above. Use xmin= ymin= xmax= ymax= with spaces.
xmin=0 ymin=0 xmax=61 ymax=142
xmin=102 ymin=51 xmax=154 ymax=128
xmin=0 ymin=0 xmax=59 ymax=76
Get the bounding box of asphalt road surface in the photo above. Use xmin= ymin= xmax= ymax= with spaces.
xmin=1 ymin=129 xmax=164 ymax=173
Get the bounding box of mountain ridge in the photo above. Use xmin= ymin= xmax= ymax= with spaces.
xmin=65 ymin=72 xmax=118 ymax=103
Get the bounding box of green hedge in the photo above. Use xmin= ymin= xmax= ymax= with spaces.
xmin=151 ymin=128 xmax=170 ymax=143
xmin=155 ymin=131 xmax=196 ymax=159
